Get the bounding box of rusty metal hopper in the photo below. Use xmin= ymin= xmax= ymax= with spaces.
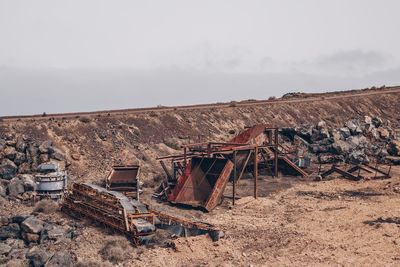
xmin=169 ymin=157 xmax=234 ymax=211
xmin=106 ymin=165 xmax=140 ymax=199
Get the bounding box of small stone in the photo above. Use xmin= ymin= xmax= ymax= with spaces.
xmin=0 ymin=216 xmax=9 ymax=227
xmin=50 ymin=148 xmax=65 ymax=161
xmin=71 ymin=154 xmax=80 ymax=161
xmin=21 ymin=232 xmax=40 ymax=243
xmin=26 ymin=248 xmax=53 ymax=267
xmin=21 ymin=217 xmax=44 ymax=234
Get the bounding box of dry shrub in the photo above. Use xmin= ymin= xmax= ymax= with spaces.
xmin=79 ymin=116 xmax=91 ymax=123
xmin=99 ymin=237 xmax=132 ymax=264
xmin=34 ymin=199 xmax=58 ymax=214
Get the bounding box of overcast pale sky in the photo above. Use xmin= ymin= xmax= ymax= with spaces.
xmin=1 ymin=0 xmax=400 ymax=116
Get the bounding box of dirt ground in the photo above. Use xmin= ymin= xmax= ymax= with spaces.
xmin=3 ymin=166 xmax=399 ymax=266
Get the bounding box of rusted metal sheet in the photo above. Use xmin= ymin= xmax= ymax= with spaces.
xmin=204 ymin=159 xmax=234 ymax=211
xmin=170 ymin=157 xmax=234 ymax=211
xmin=106 ymin=165 xmax=140 ymax=199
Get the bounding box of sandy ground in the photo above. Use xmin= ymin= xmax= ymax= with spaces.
xmin=1 ymin=166 xmax=399 ymax=266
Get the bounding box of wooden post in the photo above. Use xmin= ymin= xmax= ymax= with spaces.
xmin=233 ymin=151 xmax=237 ymax=206
xmin=254 ymin=146 xmax=258 ymax=199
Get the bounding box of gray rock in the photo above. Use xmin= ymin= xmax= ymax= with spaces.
xmin=20 ymin=175 xmax=36 ymax=191
xmin=39 ymin=140 xmax=53 ymax=154
xmin=15 ymin=138 xmax=27 ymax=153
xmin=18 ymin=163 xmax=31 ymax=174
xmin=388 ymin=140 xmax=400 ymax=156
xmin=345 ymin=121 xmax=358 ymax=134
xmin=21 ymin=217 xmax=44 ymax=234
xmin=340 ymin=127 xmax=351 ymax=139
xmin=11 ymin=215 xmax=30 ymax=224
xmin=4 ymin=146 xmax=17 ymax=161
xmin=14 ymin=152 xmax=27 ymax=165
xmin=46 ymin=227 xmax=66 ymax=241
xmin=347 ymin=135 xmax=368 ymax=149
xmin=46 ymin=252 xmax=74 ymax=267
xmin=0 ymin=223 xmax=21 ymax=240
xmin=371 ymin=128 xmax=379 ymax=139
xmin=318 ymin=154 xmax=344 ymax=164
xmin=0 ymin=216 xmax=9 ymax=227
xmin=0 ymin=243 xmax=12 ymax=256
xmin=349 ymin=150 xmax=369 ymax=164
xmin=8 ymin=177 xmax=25 ymax=196
xmin=26 ymin=248 xmax=52 ymax=267
xmin=49 ymin=148 xmax=65 ymax=161
xmin=332 ymin=140 xmax=351 ymax=154
xmin=27 ymin=145 xmax=39 ymax=164
xmin=0 ymin=159 xmax=18 ymax=180
xmin=21 ymin=232 xmax=40 ymax=243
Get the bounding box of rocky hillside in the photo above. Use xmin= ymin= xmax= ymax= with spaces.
xmin=1 ymin=87 xmax=400 ymax=187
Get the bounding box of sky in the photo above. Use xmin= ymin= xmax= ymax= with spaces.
xmin=0 ymin=0 xmax=400 ymax=116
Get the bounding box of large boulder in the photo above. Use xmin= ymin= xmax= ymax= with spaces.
xmin=3 ymin=146 xmax=17 ymax=161
xmin=26 ymin=248 xmax=53 ymax=267
xmin=21 ymin=217 xmax=44 ymax=234
xmin=345 ymin=121 xmax=358 ymax=135
xmin=388 ymin=140 xmax=400 ymax=156
xmin=0 ymin=159 xmax=18 ymax=180
xmin=27 ymin=145 xmax=39 ymax=164
xmin=49 ymin=148 xmax=65 ymax=161
xmin=39 ymin=140 xmax=53 ymax=154
xmin=8 ymin=177 xmax=25 ymax=197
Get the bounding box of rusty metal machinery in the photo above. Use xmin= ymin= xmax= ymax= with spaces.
xmin=62 ymin=183 xmax=156 ymax=245
xmin=106 ymin=165 xmax=141 ymax=199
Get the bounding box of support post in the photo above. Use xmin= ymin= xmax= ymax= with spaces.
xmin=274 ymin=129 xmax=279 ymax=178
xmin=233 ymin=151 xmax=237 ymax=206
xmin=254 ymin=146 xmax=258 ymax=199
xmin=183 ymin=147 xmax=187 ymax=169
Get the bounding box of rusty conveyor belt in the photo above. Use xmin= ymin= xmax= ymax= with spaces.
xmin=62 ymin=183 xmax=156 ymax=245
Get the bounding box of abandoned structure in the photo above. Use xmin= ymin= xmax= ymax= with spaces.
xmin=35 ymin=163 xmax=68 ymax=199
xmin=154 ymin=124 xmax=309 ymax=211
xmin=106 ymin=165 xmax=141 ymax=199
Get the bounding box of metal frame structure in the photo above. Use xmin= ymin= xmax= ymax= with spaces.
xmin=155 ymin=125 xmax=308 ymax=210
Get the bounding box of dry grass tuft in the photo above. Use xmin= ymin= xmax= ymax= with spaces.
xmin=34 ymin=199 xmax=58 ymax=214
xmin=99 ymin=236 xmax=132 ymax=264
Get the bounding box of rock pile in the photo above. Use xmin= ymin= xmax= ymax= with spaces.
xmin=0 ymin=214 xmax=76 ymax=266
xmin=0 ymin=136 xmax=66 ymax=179
xmin=0 ymin=136 xmax=67 ymax=199
xmin=281 ymin=116 xmax=400 ymax=165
